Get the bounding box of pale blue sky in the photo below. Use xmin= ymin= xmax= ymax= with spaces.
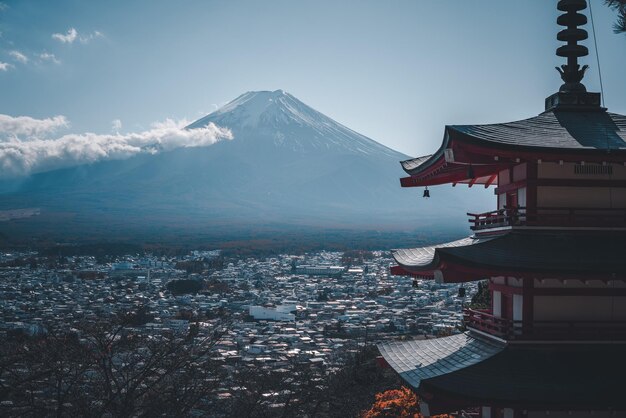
xmin=1 ymin=0 xmax=625 ymax=157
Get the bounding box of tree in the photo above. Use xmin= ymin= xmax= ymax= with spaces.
xmin=212 ymin=344 xmax=399 ymax=418
xmin=166 ymin=278 xmax=203 ymax=295
xmin=0 ymin=320 xmax=227 ymax=417
xmin=0 ymin=323 xmax=399 ymax=417
xmin=469 ymin=280 xmax=491 ymax=309
xmin=606 ymin=0 xmax=626 ymax=33
xmin=361 ymin=386 xmax=452 ymax=418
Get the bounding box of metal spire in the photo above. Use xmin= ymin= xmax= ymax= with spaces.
xmin=555 ymin=0 xmax=590 ymax=92
xmin=545 ymin=0 xmax=602 ymax=111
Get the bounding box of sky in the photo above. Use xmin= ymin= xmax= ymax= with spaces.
xmin=0 ymin=0 xmax=625 ymax=172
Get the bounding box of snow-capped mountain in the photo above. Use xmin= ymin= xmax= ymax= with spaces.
xmin=0 ymin=90 xmax=490 ymax=241
xmin=187 ymin=90 xmax=399 ymax=157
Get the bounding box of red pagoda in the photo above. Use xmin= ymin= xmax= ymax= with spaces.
xmin=378 ymin=1 xmax=626 ymax=417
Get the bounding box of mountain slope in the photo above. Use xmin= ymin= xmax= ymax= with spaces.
xmin=0 ymin=90 xmax=491 ymax=241
xmin=187 ymin=90 xmax=400 ymax=158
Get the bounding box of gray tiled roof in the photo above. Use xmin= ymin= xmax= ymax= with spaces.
xmin=392 ymin=236 xmax=492 ymax=271
xmin=451 ymin=111 xmax=626 ymax=150
xmin=423 ymin=344 xmax=626 ymax=408
xmin=377 ymin=333 xmax=504 ymax=389
xmin=401 ymin=110 xmax=626 ymax=176
xmin=400 ymin=154 xmax=433 ymax=172
xmin=380 ymin=335 xmax=626 ymax=408
xmin=393 ymin=230 xmax=626 ymax=275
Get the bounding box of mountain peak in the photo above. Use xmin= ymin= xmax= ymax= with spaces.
xmin=186 ymin=90 xmax=404 ymax=158
xmin=186 ymin=90 xmax=294 ymax=131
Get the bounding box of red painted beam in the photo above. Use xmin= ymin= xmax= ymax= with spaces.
xmin=425 ymin=260 xmax=626 ymax=284
xmin=452 ymin=139 xmax=626 ymax=165
xmin=495 ymin=178 xmax=626 ymax=194
xmin=495 ymin=179 xmax=528 ymax=195
xmin=400 ymin=137 xmax=626 ymax=189
xmin=484 ymin=174 xmax=498 ymax=188
xmin=536 ymin=178 xmax=626 ymax=188
xmin=401 ymin=164 xmax=506 ymax=187
xmin=488 ymin=282 xmax=524 ymax=295
xmin=390 ymin=265 xmax=429 ymax=278
xmin=532 ymin=287 xmax=626 ymax=296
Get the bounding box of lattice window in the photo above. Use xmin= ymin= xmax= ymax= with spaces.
xmin=574 ymin=164 xmax=613 ymax=175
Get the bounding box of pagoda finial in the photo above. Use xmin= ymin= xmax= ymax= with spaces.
xmin=555 ymin=0 xmax=590 ymax=92
xmin=545 ymin=0 xmax=601 ymax=110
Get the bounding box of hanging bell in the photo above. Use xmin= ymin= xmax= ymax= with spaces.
xmin=412 ymin=279 xmax=419 ymax=288
xmin=423 ymin=187 xmax=430 ymax=198
xmin=458 ymin=286 xmax=466 ymax=298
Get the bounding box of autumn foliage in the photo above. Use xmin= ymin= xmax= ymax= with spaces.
xmin=361 ymin=386 xmax=452 ymax=418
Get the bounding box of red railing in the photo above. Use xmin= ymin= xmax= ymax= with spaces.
xmin=468 ymin=206 xmax=626 ymax=230
xmin=464 ymin=308 xmax=626 ymax=341
xmin=463 ymin=308 xmax=512 ymax=338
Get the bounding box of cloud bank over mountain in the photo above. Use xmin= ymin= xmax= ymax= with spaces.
xmin=0 ymin=114 xmax=232 ymax=177
xmin=0 ymin=90 xmax=492 ymax=242
xmin=0 ymin=114 xmax=68 ymax=137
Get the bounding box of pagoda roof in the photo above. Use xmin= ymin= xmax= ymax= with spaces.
xmin=377 ymin=333 xmax=504 ymax=388
xmin=392 ymin=230 xmax=626 ymax=282
xmin=400 ymin=109 xmax=626 ymax=187
xmin=392 ymin=236 xmax=491 ymax=272
xmin=379 ymin=333 xmax=626 ymax=412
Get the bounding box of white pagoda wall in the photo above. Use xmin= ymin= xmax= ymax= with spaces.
xmin=492 ymin=291 xmax=502 ymax=317
xmin=538 ymin=162 xmax=626 ymax=180
xmin=534 ymin=279 xmax=626 ymax=321
xmin=536 ymin=162 xmax=626 ymax=208
xmin=537 ymin=186 xmax=626 ymax=208
xmin=534 ymin=295 xmax=626 ymax=321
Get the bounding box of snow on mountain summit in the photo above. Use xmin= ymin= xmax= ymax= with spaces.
xmin=186 ymin=90 xmax=404 ymax=158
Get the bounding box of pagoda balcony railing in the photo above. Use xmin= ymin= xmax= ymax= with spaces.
xmin=468 ymin=206 xmax=626 ymax=231
xmin=463 ymin=308 xmax=626 ymax=341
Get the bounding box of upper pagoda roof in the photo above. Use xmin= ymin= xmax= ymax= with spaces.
xmin=448 ymin=111 xmax=626 ymax=151
xmin=392 ymin=230 xmax=626 ymax=282
xmin=379 ymin=332 xmax=626 ymax=414
xmin=400 ymin=109 xmax=626 ymax=187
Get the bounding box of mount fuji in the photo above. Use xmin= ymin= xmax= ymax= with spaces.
xmin=0 ymin=90 xmax=490 ymax=243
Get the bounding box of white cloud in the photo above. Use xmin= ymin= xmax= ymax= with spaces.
xmin=52 ymin=28 xmax=78 ymax=44
xmin=0 ymin=2 xmax=7 ymax=12
xmin=79 ymin=30 xmax=104 ymax=44
xmin=9 ymin=50 xmax=28 ymax=64
xmin=39 ymin=52 xmax=61 ymax=64
xmin=0 ymin=114 xmax=69 ymax=137
xmin=111 ymin=119 xmax=122 ymax=133
xmin=52 ymin=28 xmax=104 ymax=44
xmin=0 ymin=61 xmax=10 ymax=71
xmin=0 ymin=115 xmax=233 ymax=178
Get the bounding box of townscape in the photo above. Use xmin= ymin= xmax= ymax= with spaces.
xmin=0 ymin=248 xmax=476 ymax=415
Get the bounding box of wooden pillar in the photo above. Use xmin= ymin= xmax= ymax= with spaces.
xmin=522 ymin=277 xmax=534 ymax=336
xmin=526 ymin=161 xmax=538 ymax=218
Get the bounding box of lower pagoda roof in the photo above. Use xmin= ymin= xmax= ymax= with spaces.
xmin=400 ymin=109 xmax=626 ymax=187
xmin=379 ymin=332 xmax=626 ymax=413
xmin=392 ymin=230 xmax=626 ymax=282
xmin=377 ymin=333 xmax=504 ymax=388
